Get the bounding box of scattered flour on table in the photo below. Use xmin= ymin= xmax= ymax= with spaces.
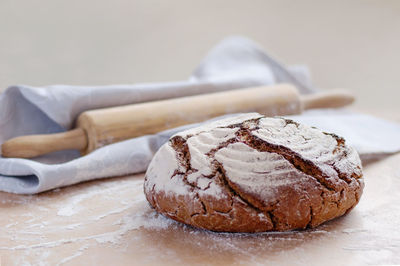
xmin=2 ymin=157 xmax=400 ymax=265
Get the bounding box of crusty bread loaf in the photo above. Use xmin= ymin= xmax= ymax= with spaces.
xmin=144 ymin=113 xmax=364 ymax=232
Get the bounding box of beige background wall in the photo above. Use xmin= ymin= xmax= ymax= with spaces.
xmin=0 ymin=0 xmax=399 ymax=109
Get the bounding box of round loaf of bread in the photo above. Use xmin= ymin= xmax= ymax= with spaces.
xmin=144 ymin=113 xmax=364 ymax=232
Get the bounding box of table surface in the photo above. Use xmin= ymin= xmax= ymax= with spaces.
xmin=0 ymin=111 xmax=399 ymax=266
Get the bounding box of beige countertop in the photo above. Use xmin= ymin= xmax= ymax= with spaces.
xmin=1 ymin=112 xmax=399 ymax=266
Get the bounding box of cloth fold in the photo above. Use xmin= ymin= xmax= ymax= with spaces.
xmin=1 ymin=36 xmax=399 ymax=194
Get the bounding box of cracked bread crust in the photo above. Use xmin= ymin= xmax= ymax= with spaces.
xmin=144 ymin=113 xmax=364 ymax=232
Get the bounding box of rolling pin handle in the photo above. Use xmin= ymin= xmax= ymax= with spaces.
xmin=301 ymin=89 xmax=355 ymax=110
xmin=1 ymin=128 xmax=88 ymax=159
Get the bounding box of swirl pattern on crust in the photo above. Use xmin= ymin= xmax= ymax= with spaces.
xmin=144 ymin=113 xmax=364 ymax=232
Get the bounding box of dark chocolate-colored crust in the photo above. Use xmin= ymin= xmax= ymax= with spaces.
xmin=144 ymin=117 xmax=364 ymax=232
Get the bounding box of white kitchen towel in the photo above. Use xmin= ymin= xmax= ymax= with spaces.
xmin=0 ymin=36 xmax=399 ymax=194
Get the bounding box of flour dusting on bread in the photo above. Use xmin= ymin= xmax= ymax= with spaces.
xmin=144 ymin=113 xmax=364 ymax=232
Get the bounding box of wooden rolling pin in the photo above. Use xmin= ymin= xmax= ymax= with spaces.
xmin=1 ymin=84 xmax=354 ymax=158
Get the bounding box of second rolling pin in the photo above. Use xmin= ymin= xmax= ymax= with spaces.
xmin=1 ymin=84 xmax=354 ymax=158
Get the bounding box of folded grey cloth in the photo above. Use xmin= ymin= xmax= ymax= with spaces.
xmin=1 ymin=36 xmax=399 ymax=194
